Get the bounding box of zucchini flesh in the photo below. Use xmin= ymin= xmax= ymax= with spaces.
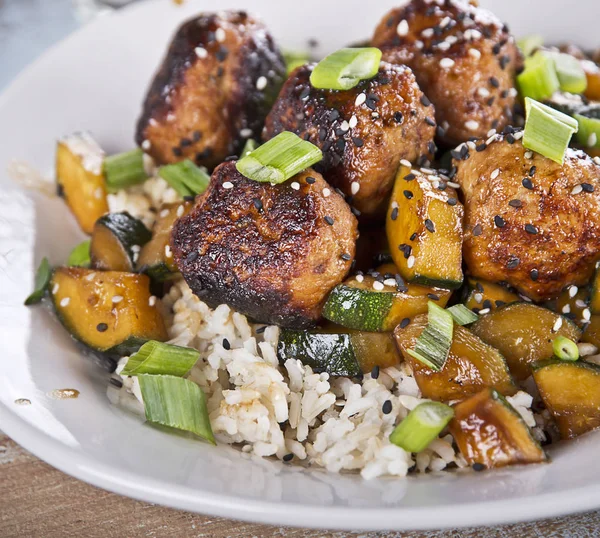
xmin=56 ymin=136 xmax=109 ymax=234
xmin=532 ymin=359 xmax=600 ymax=439
xmin=590 ymin=268 xmax=600 ymax=315
xmin=322 ymin=273 xmax=451 ymax=332
xmin=90 ymin=212 xmax=151 ymax=272
xmin=582 ymin=314 xmax=600 ymax=348
xmin=547 ymin=285 xmax=590 ymax=327
xmin=449 ymin=388 xmax=546 ymax=468
xmin=471 ymin=303 xmax=581 ymax=381
xmin=465 ymin=278 xmax=520 ymax=313
xmin=386 ymin=165 xmax=463 ymax=289
xmin=137 ymin=202 xmax=192 ymax=281
xmin=50 ymin=267 xmax=167 ymax=355
xmin=394 ymin=314 xmax=516 ymax=402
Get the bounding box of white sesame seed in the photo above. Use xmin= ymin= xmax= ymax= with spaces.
xmin=446 ymin=35 xmax=458 ymax=45
xmin=473 ymin=293 xmax=483 ymax=304
xmin=569 ymin=285 xmax=579 ymax=298
xmin=478 ymin=308 xmax=490 ymax=315
xmin=513 ymin=131 xmax=524 ymax=141
xmin=84 ymin=272 xmax=96 ymax=281
xmin=415 ymin=40 xmax=424 ymax=49
xmin=508 ymin=88 xmax=518 ymax=98
xmin=141 ymin=139 xmax=151 ymax=151
xmin=112 ymin=295 xmax=124 ymax=304
xmin=240 ymin=128 xmax=253 ymax=138
xmin=562 ymin=304 xmax=571 ymax=314
xmin=576 ymin=299 xmax=588 ymax=308
xmin=371 ymin=112 xmax=380 ymax=120
xmin=351 ymin=181 xmax=360 ymax=195
xmin=222 ymin=181 xmax=234 ymax=189
xmin=94 ymin=187 xmax=104 ymax=200
xmin=149 ymin=118 xmax=158 ymax=127
xmin=465 ymin=120 xmax=480 ymax=131
xmin=571 ymin=185 xmax=583 ymax=195
xmin=491 ymin=168 xmax=500 ymax=180
xmin=407 ymin=255 xmax=415 ymax=268
xmin=160 ymin=208 xmax=170 ymax=218
xmin=583 ymin=308 xmax=592 ymax=321
xmin=355 ymin=93 xmax=366 ymax=106
xmin=322 ymin=188 xmax=331 ymax=197
xmin=195 ymin=47 xmax=208 ymax=59
xmin=215 ymin=28 xmax=226 ymax=43
xmin=131 ymin=245 xmax=141 ymax=253
xmin=60 ymin=297 xmax=70 ymax=307
xmin=552 ymin=317 xmax=563 ymax=332
xmin=397 ymin=19 xmax=409 ymax=36
xmin=422 ymin=28 xmax=434 ymax=38
xmin=349 ymin=115 xmax=358 ymax=129
xmin=355 ymin=274 xmax=364 ymax=283
xmin=468 ymin=48 xmax=481 ymax=59
xmin=578 ymin=343 xmax=598 ymax=356
xmin=391 ymin=201 xmax=399 ymax=209
xmin=439 ymin=16 xmax=451 ymax=28
xmin=477 ymin=87 xmax=490 ymax=98
xmin=384 ymin=278 xmax=397 ymax=287
xmin=52 ymin=283 xmax=59 ymax=294
xmin=165 ymin=245 xmax=172 ymax=258
xmin=373 ymin=281 xmax=385 ymax=291
xmin=400 ymin=159 xmax=412 ymax=168
xmin=439 ymin=58 xmax=455 ymax=69
xmin=525 ymin=151 xmax=533 ymax=159
xmin=176 ymin=204 xmax=185 ymax=217
xmin=421 ymin=167 xmax=436 ymax=175
xmin=588 ymin=133 xmax=598 ymax=147
xmin=166 ymin=113 xmax=175 ymax=122
xmin=487 ymin=129 xmax=497 ymax=138
xmin=149 ymin=296 xmax=157 ymax=307
xmin=447 ymin=181 xmax=460 ymax=189
xmin=291 ymin=181 xmax=300 ymax=190
xmin=437 ymin=41 xmax=451 ymax=51
xmin=256 ymin=76 xmax=268 ymax=90
xmin=594 ymin=157 xmax=600 ymax=166
xmin=340 ymin=120 xmax=350 ymax=132
xmin=486 ymin=135 xmax=498 ymax=145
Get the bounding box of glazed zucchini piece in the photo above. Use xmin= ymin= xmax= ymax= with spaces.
xmin=582 ymin=315 xmax=600 ymax=348
xmin=50 ymin=267 xmax=167 ymax=355
xmin=56 ymin=134 xmax=109 ymax=234
xmin=464 ymin=278 xmax=520 ymax=313
xmin=590 ymin=268 xmax=600 ymax=315
xmin=322 ymin=273 xmax=451 ymax=332
xmin=548 ymin=285 xmax=590 ymax=327
xmin=532 ymin=359 xmax=600 ymax=439
xmin=386 ymin=165 xmax=463 ymax=289
xmin=449 ymin=388 xmax=546 ymax=468
xmin=137 ymin=201 xmax=192 ymax=281
xmin=90 ymin=212 xmax=152 ymax=272
xmin=470 ymin=303 xmax=581 ymax=381
xmin=394 ymin=314 xmax=517 ymax=402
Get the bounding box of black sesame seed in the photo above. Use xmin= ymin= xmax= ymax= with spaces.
xmin=425 ymin=116 xmax=436 ymax=127
xmin=427 ymin=293 xmax=440 ymax=301
xmin=487 ymin=96 xmax=496 ymax=106
xmin=506 ymin=133 xmax=516 ymax=144
xmin=404 ymin=173 xmax=416 ymax=181
xmin=403 ymin=190 xmax=414 ymax=199
xmin=299 ymin=87 xmax=311 ymax=100
xmin=492 ymin=42 xmax=502 ymax=55
xmin=183 ymin=195 xmax=195 ymax=202
xmin=322 ymin=140 xmax=333 ymax=152
xmin=253 ymin=198 xmax=263 ymax=211
xmin=394 ymin=111 xmax=404 ymax=124
xmin=391 ymin=207 xmax=399 ymax=221
xmin=110 ymin=377 xmax=123 ymax=388
xmin=447 ymin=197 xmax=458 ymax=206
xmin=499 ymin=55 xmax=510 ymax=69
xmin=56 ymin=183 xmax=65 ymax=198
xmin=494 ymin=215 xmax=506 ymax=228
xmin=482 ymin=299 xmax=493 ymax=310
xmin=324 ymin=215 xmax=334 ymax=225
xmin=409 ymin=232 xmax=418 ymax=241
xmin=318 ymin=127 xmax=327 ymax=141
xmin=525 ymin=224 xmax=538 ymax=234
xmin=528 ymin=165 xmax=536 ymax=176
xmin=582 ymin=183 xmax=595 ymax=193
xmin=329 ymin=109 xmax=340 ymax=121
xmin=489 ymin=76 xmax=500 ymax=88
xmin=366 ymin=99 xmax=377 ymax=111
xmin=428 ymin=141 xmax=437 ymax=155
xmin=180 ymin=138 xmax=192 ymax=148
xmin=255 ymin=325 xmax=267 ymax=334
xmin=334 ymin=128 xmax=346 ymax=137
xmin=96 ymin=323 xmax=108 ymax=332
xmin=400 ymin=317 xmax=410 ymax=329
xmin=341 ymin=253 xmax=352 ymax=261
xmin=475 ymin=143 xmax=487 ymax=152
xmin=472 ymin=462 xmax=486 ymax=472
xmin=530 ymin=268 xmax=539 ymax=281
xmin=522 ymin=178 xmax=534 ymax=190
xmin=224 ymin=155 xmax=237 ymax=162
xmin=371 ymin=365 xmax=380 ymax=379
xmin=172 ymin=147 xmax=183 ymax=157
xmin=382 ymin=400 xmax=393 ymax=414
xmin=193 ymin=130 xmax=202 ymax=142
xmin=420 ymin=95 xmax=431 ymax=107
xmin=353 ymin=137 xmax=364 ymax=147
xmin=215 ymin=46 xmax=229 ymax=62
xmin=351 ymin=206 xmax=361 ymax=217
xmin=222 ymin=338 xmax=231 ymax=350
xmin=495 ymin=300 xmax=506 ymax=307
xmin=472 ymin=224 xmax=483 ymax=236
xmin=425 ymin=218 xmax=436 ymax=233
xmin=508 ymin=199 xmax=522 ymax=208
xmin=186 ymin=250 xmax=199 ymax=263
xmin=306 ymin=176 xmax=316 ymax=184
xmin=476 ymin=282 xmax=484 ymax=293
xmin=336 ymin=139 xmax=346 ymax=152
xmin=283 ymin=453 xmax=294 ymax=462
xmin=507 ymin=256 xmax=520 ymax=269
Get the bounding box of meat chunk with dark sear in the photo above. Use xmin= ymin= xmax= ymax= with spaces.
xmin=170 ymin=161 xmax=358 ymax=328
xmin=456 ymin=137 xmax=600 ymax=301
xmin=372 ymin=0 xmax=522 ymax=146
xmin=263 ymin=63 xmax=436 ymax=216
xmin=135 ymin=11 xmax=286 ymax=169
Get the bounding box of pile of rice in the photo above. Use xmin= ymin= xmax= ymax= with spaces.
xmin=107 ymin=174 xmax=545 ymax=479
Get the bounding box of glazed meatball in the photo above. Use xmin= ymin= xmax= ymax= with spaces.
xmin=372 ymin=0 xmax=522 ymax=146
xmin=263 ymin=63 xmax=436 ymax=216
xmin=171 ymin=162 xmax=358 ymax=328
xmin=135 ymin=12 xmax=286 ymax=168
xmin=455 ymin=136 xmax=600 ymax=301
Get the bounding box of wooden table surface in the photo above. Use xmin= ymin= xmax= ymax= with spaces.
xmin=2 ymin=434 xmax=599 ymax=537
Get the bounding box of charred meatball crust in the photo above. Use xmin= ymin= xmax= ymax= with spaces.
xmin=136 ymin=11 xmax=286 ymax=168
xmin=456 ymin=138 xmax=600 ymax=301
xmin=372 ymin=0 xmax=522 ymax=146
xmin=171 ymin=162 xmax=358 ymax=328
xmin=263 ymin=63 xmax=436 ymax=216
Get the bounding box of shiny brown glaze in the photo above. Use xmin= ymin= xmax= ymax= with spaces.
xmin=372 ymin=0 xmax=522 ymax=146
xmin=170 ymin=162 xmax=358 ymax=328
xmin=263 ymin=63 xmax=436 ymax=216
xmin=136 ymin=11 xmax=286 ymax=168
xmin=456 ymin=137 xmax=600 ymax=301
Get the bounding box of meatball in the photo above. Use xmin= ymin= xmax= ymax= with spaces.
xmin=456 ymin=136 xmax=600 ymax=301
xmin=263 ymin=63 xmax=436 ymax=216
xmin=372 ymin=0 xmax=522 ymax=146
xmin=171 ymin=162 xmax=358 ymax=328
xmin=135 ymin=11 xmax=286 ymax=169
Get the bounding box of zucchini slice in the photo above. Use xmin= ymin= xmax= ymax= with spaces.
xmin=50 ymin=267 xmax=168 ymax=355
xmin=464 ymin=278 xmax=520 ymax=313
xmin=471 ymin=303 xmax=582 ymax=381
xmin=550 ymin=285 xmax=590 ymax=327
xmin=322 ymin=273 xmax=452 ymax=332
xmin=590 ymin=267 xmax=600 ymax=315
xmin=137 ymin=202 xmax=193 ymax=281
xmin=449 ymin=388 xmax=546 ymax=468
xmin=278 ymin=327 xmax=401 ymax=376
xmin=532 ymin=359 xmax=600 ymax=439
xmin=582 ymin=314 xmax=600 ymax=348
xmin=394 ymin=314 xmax=517 ymax=402
xmin=90 ymin=212 xmax=151 ymax=272
xmin=386 ymin=164 xmax=464 ymax=289
xmin=56 ymin=134 xmax=109 ymax=234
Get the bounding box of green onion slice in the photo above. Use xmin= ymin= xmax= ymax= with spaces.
xmin=574 ymin=114 xmax=600 ymax=148
xmin=517 ymin=52 xmax=560 ymax=101
xmin=241 ymin=138 xmax=259 ymax=157
xmin=549 ymin=52 xmax=588 ymax=95
xmin=67 ymin=239 xmax=91 ymax=267
xmin=517 ymin=35 xmax=543 ymax=57
xmin=447 ymin=304 xmax=479 ymax=326
xmin=283 ymin=50 xmax=310 ymax=74
xmin=122 ymin=340 xmax=199 ymax=377
xmin=389 ymin=401 xmax=454 ymax=453
xmin=159 ymin=160 xmax=210 ymax=197
xmin=310 ymin=47 xmax=382 ymax=91
xmin=552 ymin=336 xmax=579 ymax=362
xmin=138 ymin=374 xmax=215 ymax=444
xmin=406 ymin=301 xmax=454 ymax=371
xmin=523 ymin=97 xmax=578 ymax=164
xmin=104 ymin=149 xmax=148 ymax=192
xmin=24 ymin=257 xmax=52 ymax=306
xmin=236 ymin=131 xmax=322 ymax=184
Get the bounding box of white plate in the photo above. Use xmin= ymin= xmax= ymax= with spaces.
xmin=1 ymin=0 xmax=600 ymax=531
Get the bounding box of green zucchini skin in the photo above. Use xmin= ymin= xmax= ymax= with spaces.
xmin=139 ymin=261 xmax=179 ymax=283
xmin=412 ymin=274 xmax=462 ymax=290
xmin=277 ymin=329 xmax=361 ymax=377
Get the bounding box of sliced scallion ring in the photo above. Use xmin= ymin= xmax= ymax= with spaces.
xmin=104 ymin=149 xmax=148 ymax=192
xmin=517 ymin=52 xmax=560 ymax=101
xmin=310 ymin=47 xmax=382 ymax=91
xmin=67 ymin=239 xmax=91 ymax=267
xmin=549 ymin=52 xmax=588 ymax=95
xmin=517 ymin=35 xmax=543 ymax=58
xmin=447 ymin=304 xmax=479 ymax=326
xmin=236 ymin=131 xmax=322 ymax=184
xmin=159 ymin=159 xmax=210 ymax=197
xmin=523 ymin=97 xmax=579 ymax=164
xmin=24 ymin=257 xmax=52 ymax=306
xmin=389 ymin=401 xmax=455 ymax=453
xmin=121 ymin=340 xmax=199 ymax=377
xmin=552 ymin=336 xmax=579 ymax=361
xmin=574 ymin=114 xmax=600 ymax=148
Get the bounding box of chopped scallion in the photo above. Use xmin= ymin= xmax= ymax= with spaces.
xmin=67 ymin=239 xmax=91 ymax=267
xmin=406 ymin=301 xmax=454 ymax=371
xmin=517 ymin=52 xmax=560 ymax=101
xmin=138 ymin=374 xmax=215 ymax=444
xmin=104 ymin=149 xmax=148 ymax=192
xmin=159 ymin=160 xmax=210 ymax=197
xmin=517 ymin=35 xmax=543 ymax=57
xmin=24 ymin=257 xmax=52 ymax=305
xmin=523 ymin=97 xmax=578 ymax=164
xmin=236 ymin=131 xmax=322 ymax=184
xmin=283 ymin=50 xmax=310 ymax=74
xmin=310 ymin=48 xmax=382 ymax=91
xmin=389 ymin=401 xmax=454 ymax=453
xmin=122 ymin=340 xmax=199 ymax=377
xmin=447 ymin=304 xmax=479 ymax=326
xmin=545 ymin=51 xmax=587 ymax=94
xmin=574 ymin=114 xmax=600 ymax=148
xmin=552 ymin=336 xmax=579 ymax=362
xmin=241 ymin=138 xmax=259 ymax=157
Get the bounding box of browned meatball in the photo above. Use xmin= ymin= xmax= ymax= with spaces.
xmin=372 ymin=0 xmax=522 ymax=146
xmin=171 ymin=162 xmax=358 ymax=328
xmin=135 ymin=12 xmax=285 ymax=168
xmin=456 ymin=136 xmax=600 ymax=301
xmin=263 ymin=63 xmax=436 ymax=216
